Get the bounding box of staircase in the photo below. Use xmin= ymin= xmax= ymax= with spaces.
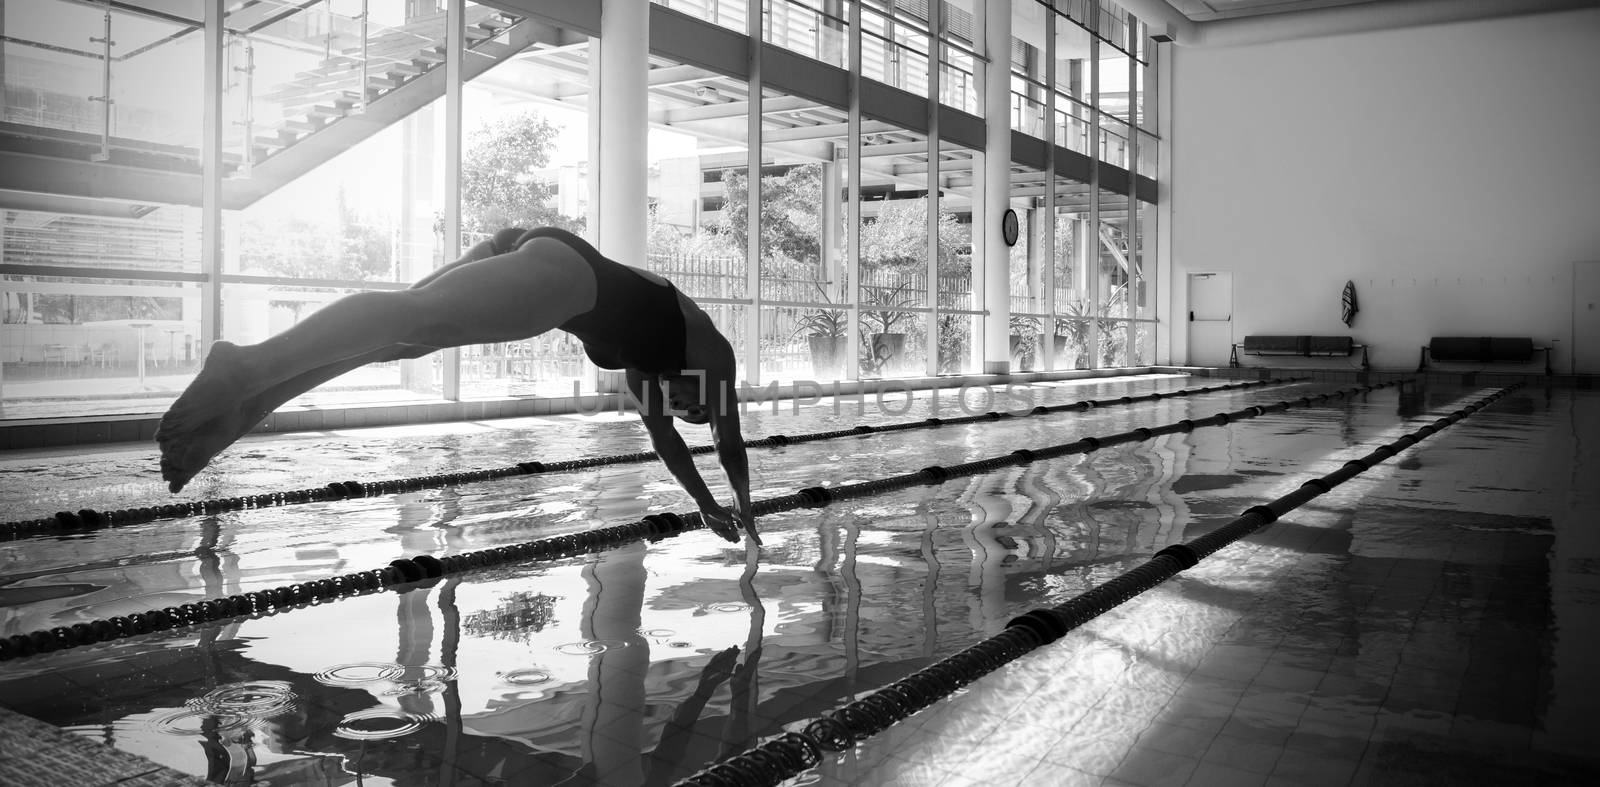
xmin=0 ymin=6 xmax=560 ymax=212
xmin=248 ymin=6 xmax=517 ymax=170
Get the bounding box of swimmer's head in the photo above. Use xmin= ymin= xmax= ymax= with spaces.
xmin=660 ymin=373 xmax=710 ymax=424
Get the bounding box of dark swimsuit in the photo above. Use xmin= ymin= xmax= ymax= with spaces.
xmin=493 ymin=227 xmax=689 ymax=375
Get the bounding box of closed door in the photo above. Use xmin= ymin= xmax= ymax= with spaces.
xmin=1576 ymin=262 xmax=1600 ymax=374
xmin=1188 ymin=272 xmax=1233 ymax=366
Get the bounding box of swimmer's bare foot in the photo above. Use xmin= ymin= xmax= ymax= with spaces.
xmin=156 ymin=341 xmax=263 ymax=493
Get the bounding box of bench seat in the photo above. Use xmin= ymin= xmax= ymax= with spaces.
xmin=1419 ymin=337 xmax=1551 ymax=374
xmin=1231 ymin=335 xmax=1367 ymax=369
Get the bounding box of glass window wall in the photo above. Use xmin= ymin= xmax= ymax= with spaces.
xmin=653 ymin=0 xmax=749 ymax=34
xmin=934 ymin=143 xmax=976 ymax=374
xmin=860 ymin=1 xmax=932 ymax=97
xmin=745 ymin=89 xmax=846 ymax=383
xmin=1052 ymin=179 xmax=1091 ymax=371
xmin=2 ymin=0 xmax=1161 ymax=420
xmin=1006 ymin=174 xmax=1042 ymax=373
xmin=1053 ymin=9 xmax=1093 ymax=156
xmin=765 ymin=0 xmax=850 ymax=69
xmin=858 ymin=127 xmax=931 ymax=377
xmin=455 ymin=14 xmax=594 ymax=400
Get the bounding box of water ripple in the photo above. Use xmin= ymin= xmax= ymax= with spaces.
xmin=151 ymin=680 xmax=299 ymax=736
xmin=498 ymin=667 xmax=552 ymax=686
xmin=333 ymin=707 xmax=434 ymax=740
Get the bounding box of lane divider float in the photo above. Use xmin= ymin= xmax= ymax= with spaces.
xmin=675 ymin=383 xmax=1520 ymax=787
xmin=0 ymin=380 xmax=1408 ymax=663
xmin=2 ymin=378 xmax=1309 ymax=538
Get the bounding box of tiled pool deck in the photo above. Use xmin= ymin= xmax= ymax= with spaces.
xmin=0 ymin=705 xmax=210 ymax=787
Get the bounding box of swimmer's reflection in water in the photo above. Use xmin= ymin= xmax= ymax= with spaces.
xmin=156 ymin=227 xmax=759 ymax=545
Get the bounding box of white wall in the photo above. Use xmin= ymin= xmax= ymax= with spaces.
xmin=1167 ymin=8 xmax=1600 ymax=370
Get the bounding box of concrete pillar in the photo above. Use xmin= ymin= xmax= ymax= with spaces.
xmin=822 ymin=160 xmax=842 ymax=298
xmin=440 ymin=0 xmax=465 ymax=399
xmin=1087 ymin=31 xmax=1101 ymax=368
xmin=846 ymin=1 xmax=861 ymax=381
xmin=201 ymin=0 xmax=224 ymax=348
xmin=982 ymin=0 xmax=1012 ymax=375
xmin=596 ymin=0 xmax=649 ymax=265
xmin=926 ymin=0 xmax=941 ymax=378
xmin=399 ymin=106 xmax=436 ymax=392
xmin=745 ymin=2 xmax=763 ymax=381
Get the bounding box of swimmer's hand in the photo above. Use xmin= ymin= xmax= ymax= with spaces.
xmin=702 ymin=503 xmax=762 ymax=547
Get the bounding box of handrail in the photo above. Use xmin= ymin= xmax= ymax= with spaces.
xmin=87 ymin=0 xmax=115 ymax=163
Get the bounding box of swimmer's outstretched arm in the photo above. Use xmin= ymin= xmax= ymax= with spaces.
xmin=707 ymin=371 xmax=756 ymax=540
xmin=627 ymin=369 xmax=759 ymax=546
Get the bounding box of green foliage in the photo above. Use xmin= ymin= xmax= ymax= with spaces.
xmin=860 ymin=198 xmax=970 ymax=275
xmin=241 ymin=198 xmax=391 ymax=282
xmin=649 ymin=203 xmax=741 ymax=258
xmin=937 ymin=313 xmax=968 ymax=373
xmin=861 ymin=279 xmax=917 ymax=334
xmin=12 ymin=288 xmax=179 ymax=325
xmin=793 ymin=282 xmax=847 ymax=340
xmin=716 ymin=164 xmax=824 ymax=268
xmin=459 ymin=110 xmax=581 ymax=235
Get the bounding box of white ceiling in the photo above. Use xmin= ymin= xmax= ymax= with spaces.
xmin=1130 ymin=0 xmax=1597 ymax=46
xmin=1163 ymin=0 xmax=1398 ymax=22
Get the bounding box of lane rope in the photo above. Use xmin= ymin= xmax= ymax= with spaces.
xmin=674 ymin=384 xmax=1521 ymax=787
xmin=2 ymin=378 xmax=1308 ymax=538
xmin=0 ymin=380 xmax=1402 ymax=662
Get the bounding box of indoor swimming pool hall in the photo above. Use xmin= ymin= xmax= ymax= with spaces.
xmin=5 ymin=0 xmax=1598 ymax=783
xmin=3 ymin=373 xmax=1598 ymax=786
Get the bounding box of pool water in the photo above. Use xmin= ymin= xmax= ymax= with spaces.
xmin=2 ymin=374 xmax=1597 ymax=786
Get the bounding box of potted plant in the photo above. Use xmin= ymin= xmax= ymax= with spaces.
xmin=861 ymin=280 xmax=915 ymax=377
xmin=1009 ymin=314 xmax=1043 ymax=371
xmin=936 ymin=314 xmax=969 ymax=374
xmin=795 ymin=304 xmax=848 ymax=380
xmin=784 ymin=281 xmax=846 ymax=379
xmin=1053 ymin=310 xmax=1089 ymax=370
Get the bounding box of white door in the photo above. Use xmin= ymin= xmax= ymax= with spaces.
xmin=1188 ymin=272 xmax=1233 ymax=367
xmin=1575 ymin=262 xmax=1600 ymax=374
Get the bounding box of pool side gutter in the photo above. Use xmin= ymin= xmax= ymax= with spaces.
xmin=3 ymin=366 xmax=1591 ymax=452
xmin=0 ymin=704 xmax=211 ymax=786
xmin=0 ymin=367 xmax=1149 ymax=451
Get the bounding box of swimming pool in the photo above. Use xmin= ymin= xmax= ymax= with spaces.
xmin=3 ymin=373 xmax=1598 ymax=786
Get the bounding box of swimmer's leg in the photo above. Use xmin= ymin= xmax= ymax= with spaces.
xmin=157 ymin=344 xmax=444 ymax=491
xmin=157 ymin=235 xmax=597 ymax=492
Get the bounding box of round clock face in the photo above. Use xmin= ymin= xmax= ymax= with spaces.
xmin=1002 ymin=209 xmax=1020 ymax=247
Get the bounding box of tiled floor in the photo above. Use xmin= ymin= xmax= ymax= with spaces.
xmin=0 ymin=705 xmax=210 ymax=787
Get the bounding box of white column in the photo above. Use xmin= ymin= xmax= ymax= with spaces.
xmin=1086 ymin=28 xmax=1100 ymax=368
xmin=981 ymin=0 xmax=1012 ymax=375
xmin=745 ymin=0 xmax=763 ymax=381
xmin=1155 ymin=39 xmax=1173 ymax=365
xmin=846 ymin=0 xmax=862 ymax=381
xmin=1127 ymin=16 xmax=1140 ymax=364
xmin=1041 ymin=2 xmax=1057 ymax=370
xmin=597 ymin=0 xmax=649 ymax=266
xmin=441 ymin=0 xmax=464 ymax=399
xmin=926 ymin=0 xmax=941 ymax=378
xmin=201 ymin=0 xmax=223 ymax=349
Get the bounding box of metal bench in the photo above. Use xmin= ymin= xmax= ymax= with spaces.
xmin=1231 ymin=335 xmax=1369 ymax=369
xmin=1418 ymin=337 xmax=1551 ymax=375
